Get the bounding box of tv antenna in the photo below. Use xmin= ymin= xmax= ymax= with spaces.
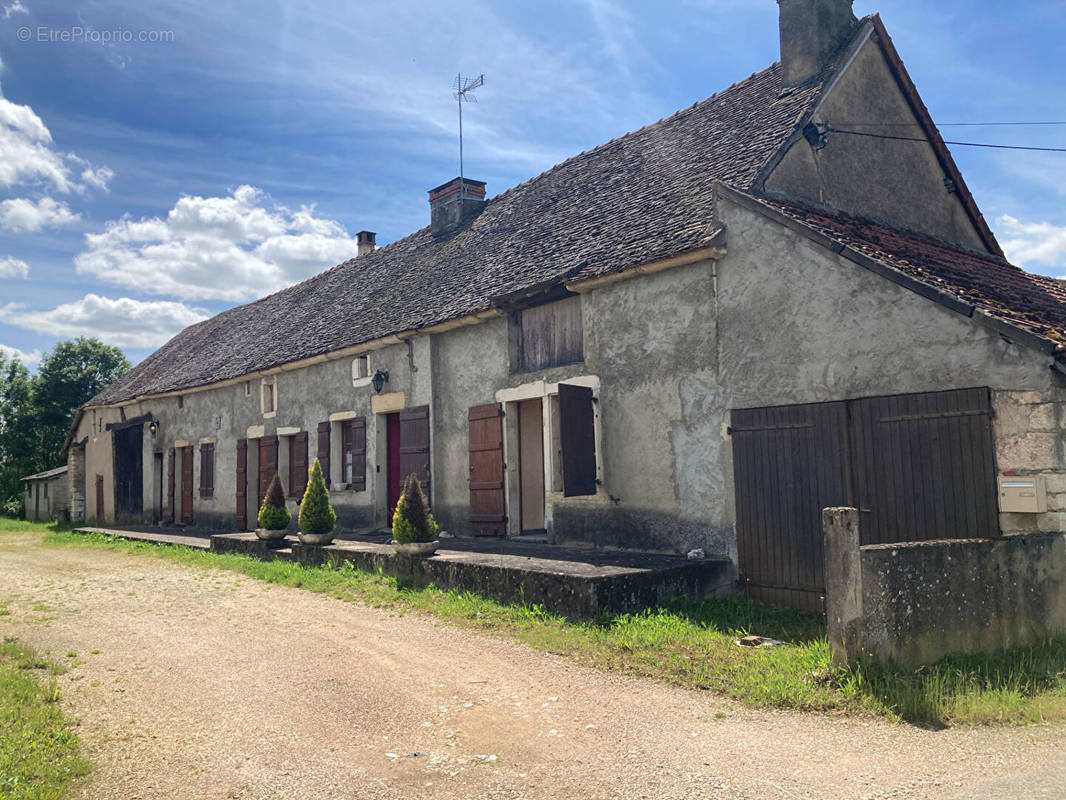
xmin=453 ymin=72 xmax=484 ymax=183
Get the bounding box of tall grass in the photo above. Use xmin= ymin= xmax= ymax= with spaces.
xmin=16 ymin=527 xmax=1066 ymax=727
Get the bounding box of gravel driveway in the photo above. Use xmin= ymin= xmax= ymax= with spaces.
xmin=1 ymin=533 xmax=1062 ymax=800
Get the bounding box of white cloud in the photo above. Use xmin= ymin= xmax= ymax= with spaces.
xmin=0 ymin=343 xmax=40 ymax=366
xmin=0 ymin=255 xmax=28 ymax=278
xmin=0 ymin=196 xmax=79 ymax=232
xmin=75 ymin=186 xmax=360 ymax=301
xmin=0 ymin=294 xmax=209 ymax=349
xmin=2 ymin=1 xmax=27 ymax=19
xmin=997 ymin=215 xmax=1066 ymax=271
xmin=0 ymin=94 xmax=112 ymax=195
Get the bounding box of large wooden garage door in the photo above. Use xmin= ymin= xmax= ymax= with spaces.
xmin=731 ymin=387 xmax=997 ymax=614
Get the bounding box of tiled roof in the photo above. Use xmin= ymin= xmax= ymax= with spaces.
xmin=87 ymin=63 xmax=823 ymax=407
xmin=751 ymin=193 xmax=1066 ymax=355
xmin=21 ymin=466 xmax=68 ymax=482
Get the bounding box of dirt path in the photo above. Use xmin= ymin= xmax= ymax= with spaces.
xmin=1 ymin=534 xmax=1062 ymax=800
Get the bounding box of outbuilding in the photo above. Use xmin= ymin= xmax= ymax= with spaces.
xmin=21 ymin=466 xmax=70 ymax=523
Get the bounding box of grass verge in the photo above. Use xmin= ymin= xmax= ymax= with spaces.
xmin=0 ymin=637 xmax=88 ymax=799
xmin=9 ymin=524 xmax=1066 ymax=727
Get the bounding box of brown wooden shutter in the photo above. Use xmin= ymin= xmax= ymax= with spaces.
xmin=180 ymin=445 xmax=194 ymax=524
xmin=350 ymin=417 xmax=366 ymax=492
xmin=558 ymin=383 xmax=597 ymax=497
xmin=400 ymin=405 xmax=431 ymax=499
xmin=468 ymin=403 xmax=506 ymax=536
xmin=317 ymin=421 xmax=331 ymax=488
xmin=199 ymin=442 xmax=214 ymax=498
xmin=167 ymin=448 xmax=175 ymax=522
xmin=289 ymin=432 xmax=308 ymax=499
xmin=258 ymin=435 xmax=278 ymax=502
xmin=236 ymin=439 xmax=247 ymax=530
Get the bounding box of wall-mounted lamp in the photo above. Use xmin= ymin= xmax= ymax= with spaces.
xmin=148 ymin=420 xmax=159 ymax=436
xmin=371 ymin=369 xmax=389 ymax=394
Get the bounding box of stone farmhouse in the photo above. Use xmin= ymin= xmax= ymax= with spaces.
xmin=64 ymin=1 xmax=1066 ymax=613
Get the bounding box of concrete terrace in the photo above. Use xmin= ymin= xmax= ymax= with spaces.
xmin=73 ymin=527 xmax=733 ymax=619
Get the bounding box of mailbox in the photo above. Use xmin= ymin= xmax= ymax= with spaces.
xmin=998 ymin=475 xmax=1047 ymax=513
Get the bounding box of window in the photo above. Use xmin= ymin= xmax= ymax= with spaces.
xmin=339 ymin=417 xmax=366 ymax=490
xmin=288 ymin=432 xmax=308 ymax=499
xmin=261 ymin=378 xmax=276 ymax=415
xmin=518 ymin=295 xmax=583 ymax=372
xmin=244 ymin=380 xmax=252 ymax=397
xmin=178 ymin=395 xmax=184 ymax=408
xmin=352 ymin=355 xmax=370 ymax=385
xmin=199 ymin=442 xmax=215 ymax=498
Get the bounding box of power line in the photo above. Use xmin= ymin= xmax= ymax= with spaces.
xmin=825 ymin=126 xmax=1066 ymax=153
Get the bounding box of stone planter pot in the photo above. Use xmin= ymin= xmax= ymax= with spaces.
xmin=255 ymin=528 xmax=288 ymax=541
xmin=298 ymin=530 xmax=336 ymax=546
xmin=393 ymin=540 xmax=440 ymax=557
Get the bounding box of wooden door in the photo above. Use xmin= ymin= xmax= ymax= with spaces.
xmin=258 ymin=436 xmax=278 ymax=502
xmin=518 ymin=398 xmax=545 ymax=531
xmin=731 ymin=401 xmax=849 ymax=614
xmin=95 ymin=475 xmax=104 ymax=523
xmin=180 ymin=445 xmax=194 ymax=524
xmin=468 ymin=403 xmax=505 ymax=536
xmin=400 ymin=405 xmax=431 ymax=499
xmin=289 ymin=432 xmax=308 ymax=499
xmin=387 ymin=413 xmax=402 ymax=518
xmin=167 ymin=449 xmax=175 ymax=522
xmin=236 ymin=439 xmax=247 ymax=530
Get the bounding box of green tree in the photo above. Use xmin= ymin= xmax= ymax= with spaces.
xmin=0 ymin=355 xmax=37 ymax=511
xmin=298 ymin=458 xmax=336 ymax=535
xmin=31 ymin=338 xmax=130 ymax=470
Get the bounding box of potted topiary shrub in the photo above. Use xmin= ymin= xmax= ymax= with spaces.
xmin=256 ymin=473 xmax=290 ymax=541
xmin=298 ymin=457 xmax=337 ymax=545
xmin=392 ymin=473 xmax=440 ymax=556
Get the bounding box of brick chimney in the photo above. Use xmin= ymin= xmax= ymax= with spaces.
xmin=356 ymin=230 xmax=376 ymax=257
xmin=778 ymin=0 xmax=859 ymax=89
xmin=428 ymin=177 xmax=486 ymax=237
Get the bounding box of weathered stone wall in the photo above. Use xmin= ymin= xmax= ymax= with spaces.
xmin=825 ymin=508 xmax=1066 ymax=668
xmin=994 ymin=389 xmax=1066 ymax=535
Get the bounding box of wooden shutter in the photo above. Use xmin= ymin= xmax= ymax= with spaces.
xmin=399 ymin=405 xmax=431 ymax=500
xmin=289 ymin=432 xmax=308 ymax=498
xmin=317 ymin=421 xmax=331 ymax=488
xmin=236 ymin=439 xmax=247 ymax=530
xmin=520 ymin=296 xmax=583 ymax=371
xmin=468 ymin=403 xmax=506 ymax=535
xmin=167 ymin=448 xmax=175 ymax=522
xmin=95 ymin=474 xmax=104 ymax=523
xmin=199 ymin=442 xmax=214 ymax=498
xmin=258 ymin=435 xmax=278 ymax=502
xmin=180 ymin=446 xmax=194 ymax=524
xmin=350 ymin=418 xmax=366 ymax=492
xmin=558 ymin=383 xmax=597 ymax=497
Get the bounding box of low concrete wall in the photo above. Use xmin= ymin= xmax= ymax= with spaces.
xmin=824 ymin=507 xmax=1066 ymax=668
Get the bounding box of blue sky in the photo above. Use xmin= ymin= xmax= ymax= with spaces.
xmin=0 ymin=0 xmax=1064 ymax=367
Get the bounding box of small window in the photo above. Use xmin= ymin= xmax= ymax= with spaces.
xmin=178 ymin=395 xmax=184 ymax=408
xmin=353 ymin=356 xmax=369 ymax=382
xmin=518 ymin=295 xmax=583 ymax=372
xmin=261 ymin=378 xmax=276 ymax=415
xmin=244 ymin=380 xmax=252 ymax=397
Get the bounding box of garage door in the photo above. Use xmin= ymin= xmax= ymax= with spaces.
xmin=731 ymin=387 xmax=997 ymax=614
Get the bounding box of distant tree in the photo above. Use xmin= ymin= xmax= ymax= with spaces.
xmin=0 ymin=355 xmax=37 ymax=513
xmin=31 ymin=338 xmax=130 ymax=470
xmin=0 ymin=338 xmax=130 ymax=516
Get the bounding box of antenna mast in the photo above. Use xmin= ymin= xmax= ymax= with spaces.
xmin=453 ymin=72 xmax=484 ymax=183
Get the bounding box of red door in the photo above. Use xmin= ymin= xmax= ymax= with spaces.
xmin=387 ymin=412 xmax=402 ymax=519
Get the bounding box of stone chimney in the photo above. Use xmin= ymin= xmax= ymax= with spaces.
xmin=778 ymin=0 xmax=859 ymax=89
xmin=428 ymin=177 xmax=486 ymax=237
xmin=356 ymin=230 xmax=376 ymax=257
